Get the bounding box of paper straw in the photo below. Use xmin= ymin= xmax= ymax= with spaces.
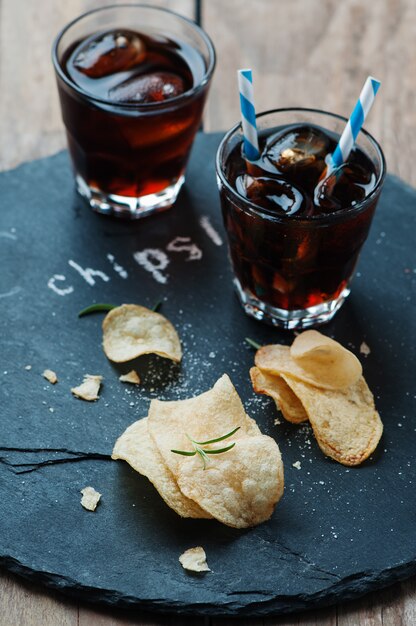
xmin=237 ymin=69 xmax=260 ymax=161
xmin=330 ymin=76 xmax=381 ymax=170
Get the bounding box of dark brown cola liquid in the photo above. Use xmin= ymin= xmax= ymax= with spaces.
xmin=57 ymin=29 xmax=208 ymax=197
xmin=221 ymin=124 xmax=380 ymax=311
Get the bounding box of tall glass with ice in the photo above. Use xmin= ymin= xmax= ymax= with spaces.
xmin=216 ymin=108 xmax=386 ymax=329
xmin=52 ymin=5 xmax=215 ymax=219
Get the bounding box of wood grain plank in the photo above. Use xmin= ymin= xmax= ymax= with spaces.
xmin=0 ymin=0 xmax=194 ymax=172
xmin=203 ymin=0 xmax=416 ymax=185
xmin=337 ymin=589 xmax=384 ymax=626
xmin=1 ymin=0 xmax=416 ymax=624
xmin=212 ymin=618 xmax=263 ymax=626
xmin=401 ymin=578 xmax=416 ymax=626
xmin=78 ymin=605 xmax=206 ymax=626
xmin=0 ymin=570 xmax=77 ymax=626
xmin=264 ymin=605 xmax=336 ymax=625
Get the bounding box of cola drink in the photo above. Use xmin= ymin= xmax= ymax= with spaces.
xmin=53 ymin=6 xmax=215 ymax=218
xmin=217 ymin=110 xmax=386 ymax=328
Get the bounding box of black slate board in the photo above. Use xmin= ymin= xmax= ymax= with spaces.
xmin=0 ymin=133 xmax=415 ymax=616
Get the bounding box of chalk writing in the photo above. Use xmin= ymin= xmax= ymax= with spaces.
xmin=47 ymin=275 xmax=74 ymax=296
xmin=107 ymin=254 xmax=128 ymax=279
xmin=199 ymin=216 xmax=223 ymax=246
xmin=0 ymin=231 xmax=21 ymax=298
xmin=0 ymin=286 xmax=22 ymax=299
xmin=0 ymin=231 xmax=17 ymax=241
xmin=166 ymin=236 xmax=202 ymax=261
xmin=133 ymin=249 xmax=170 ymax=284
xmin=68 ymin=260 xmax=110 ymax=286
xmin=47 ymin=231 xmax=208 ymax=294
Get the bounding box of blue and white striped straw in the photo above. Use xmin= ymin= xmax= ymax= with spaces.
xmin=331 ymin=76 xmax=381 ymax=170
xmin=237 ymin=69 xmax=260 ymax=161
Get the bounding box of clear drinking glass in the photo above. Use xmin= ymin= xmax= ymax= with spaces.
xmin=52 ymin=5 xmax=215 ymax=219
xmin=216 ymin=108 xmax=386 ymax=329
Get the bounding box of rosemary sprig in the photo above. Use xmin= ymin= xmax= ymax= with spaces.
xmin=78 ymin=303 xmax=116 ymax=317
xmin=245 ymin=337 xmax=262 ymax=350
xmin=171 ymin=426 xmax=240 ymax=469
xmin=78 ymin=299 xmax=162 ymax=317
xmin=151 ymin=300 xmax=163 ymax=312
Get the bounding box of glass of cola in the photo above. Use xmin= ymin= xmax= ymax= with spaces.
xmin=52 ymin=5 xmax=215 ymax=218
xmin=216 ymin=108 xmax=386 ymax=329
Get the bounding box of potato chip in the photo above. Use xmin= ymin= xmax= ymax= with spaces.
xmin=256 ymin=343 xmax=359 ymax=391
xmin=80 ymin=486 xmax=101 ymax=511
xmin=179 ymin=547 xmax=210 ymax=573
xmin=280 ymin=373 xmax=383 ymax=466
xmin=102 ymin=304 xmax=182 ymax=363
xmin=119 ymin=370 xmax=141 ymax=384
xmin=249 ymin=366 xmax=308 ymax=424
xmin=148 ymin=374 xmax=261 ymax=478
xmin=112 ymin=418 xmax=211 ymax=519
xmin=71 ymin=375 xmax=102 ymax=401
xmin=290 ymin=330 xmax=362 ymax=389
xmin=177 ymin=435 xmax=284 ymax=528
xmin=148 ymin=375 xmax=284 ymax=528
xmin=43 ymin=369 xmax=58 ymax=384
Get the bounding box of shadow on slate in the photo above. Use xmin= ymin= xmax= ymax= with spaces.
xmin=0 ymin=132 xmax=415 ymax=616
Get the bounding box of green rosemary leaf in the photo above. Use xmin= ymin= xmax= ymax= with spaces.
xmin=245 ymin=337 xmax=262 ymax=350
xmin=196 ymin=447 xmax=208 ymax=470
xmin=204 ymin=442 xmax=236 ymax=455
xmin=171 ymin=449 xmax=196 ymax=457
xmin=193 ymin=426 xmax=240 ymax=446
xmin=151 ymin=300 xmax=163 ymax=312
xmin=78 ymin=303 xmax=117 ymax=317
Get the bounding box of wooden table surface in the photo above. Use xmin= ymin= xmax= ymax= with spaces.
xmin=1 ymin=1 xmax=415 ymax=624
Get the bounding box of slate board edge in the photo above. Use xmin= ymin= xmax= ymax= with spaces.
xmin=1 ymin=139 xmax=416 ymax=616
xmin=1 ymin=552 xmax=415 ymax=616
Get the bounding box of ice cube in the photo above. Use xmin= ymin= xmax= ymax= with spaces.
xmin=109 ymin=71 xmax=185 ymax=103
xmin=314 ymin=161 xmax=376 ymax=212
xmin=73 ymin=30 xmax=146 ymax=78
xmin=236 ymin=174 xmax=309 ymax=216
xmin=263 ymin=125 xmax=330 ymax=190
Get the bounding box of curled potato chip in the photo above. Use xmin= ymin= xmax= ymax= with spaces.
xmin=256 ymin=343 xmax=358 ymax=391
xmin=249 ymin=367 xmax=308 ymax=424
xmin=102 ymin=304 xmax=182 ymax=363
xmin=290 ymin=330 xmax=362 ymax=389
xmin=148 ymin=374 xmax=261 ymax=478
xmin=177 ymin=435 xmax=284 ymax=528
xmin=112 ymin=418 xmax=211 ymax=519
xmin=281 ymin=373 xmax=383 ymax=466
xmin=148 ymin=375 xmax=284 ymax=528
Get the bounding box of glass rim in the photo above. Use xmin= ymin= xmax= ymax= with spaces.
xmin=216 ymin=107 xmax=386 ymax=222
xmin=51 ymin=3 xmax=216 ymax=110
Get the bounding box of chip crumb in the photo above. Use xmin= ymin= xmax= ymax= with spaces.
xmin=179 ymin=547 xmax=210 ymax=573
xmin=292 ymin=461 xmax=301 ymax=470
xmin=80 ymin=486 xmax=101 ymax=511
xmin=43 ymin=369 xmax=58 ymax=384
xmin=71 ymin=375 xmax=102 ymax=401
xmin=360 ymin=341 xmax=371 ymax=356
xmin=25 ymin=365 xmax=32 ymax=371
xmin=273 ymin=417 xmax=282 ymax=425
xmin=119 ymin=370 xmax=141 ymax=385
